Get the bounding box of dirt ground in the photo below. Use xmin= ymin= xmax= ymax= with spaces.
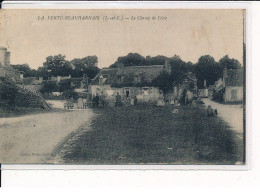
xmin=56 ymin=104 xmax=243 ymax=165
xmin=0 ymin=100 xmax=95 ymax=164
xmin=202 ymin=98 xmax=243 ymax=135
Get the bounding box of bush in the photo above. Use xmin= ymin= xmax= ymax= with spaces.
xmin=40 ymin=81 xmax=58 ymax=94
xmin=0 ymin=77 xmax=18 ymax=108
xmin=62 ymin=90 xmax=78 ymax=99
xmin=213 ymin=88 xmax=224 ymax=101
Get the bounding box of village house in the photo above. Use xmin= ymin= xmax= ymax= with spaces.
xmin=89 ymin=62 xmax=197 ymax=103
xmin=0 ymin=47 xmax=23 ymax=84
xmin=215 ymin=68 xmax=243 ymax=102
xmin=23 ymin=77 xmax=44 ymax=91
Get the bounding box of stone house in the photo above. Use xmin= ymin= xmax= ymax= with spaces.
xmin=89 ymin=63 xmax=197 ymax=103
xmin=215 ymin=68 xmax=243 ymax=102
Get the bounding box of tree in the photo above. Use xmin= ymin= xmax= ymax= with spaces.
xmin=58 ymin=79 xmax=73 ymax=92
xmin=0 ymin=77 xmax=18 ymax=108
xmin=194 ymin=55 xmax=222 ymax=88
xmin=219 ymin=55 xmax=242 ymax=70
xmin=43 ymin=54 xmax=72 ymax=77
xmin=83 ymin=65 xmax=100 ymax=79
xmin=145 ymin=55 xmax=168 ymax=66
xmin=81 ymin=56 xmax=98 ymax=66
xmin=11 ymin=64 xmax=38 ymax=77
xmin=151 ymin=71 xmax=172 ymax=94
xmin=40 ymin=81 xmax=58 ymax=94
xmin=151 ymin=55 xmax=189 ymax=94
xmin=169 ymin=55 xmax=188 ymax=85
xmin=37 ymin=66 xmax=50 ymax=79
xmin=110 ymin=53 xmax=146 ymax=68
xmin=70 ymin=57 xmax=100 ymax=79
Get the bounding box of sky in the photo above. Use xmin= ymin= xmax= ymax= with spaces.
xmin=0 ymin=9 xmax=244 ymax=69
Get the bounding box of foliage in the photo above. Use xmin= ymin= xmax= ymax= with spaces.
xmin=70 ymin=56 xmax=99 ymax=78
xmin=212 ymin=88 xmax=225 ymax=102
xmin=219 ymin=55 xmax=242 ymax=70
xmin=40 ymin=81 xmax=58 ymax=94
xmin=43 ymin=54 xmax=72 ymax=77
xmin=11 ymin=64 xmax=38 ymax=77
xmin=194 ymin=55 xmax=222 ymax=88
xmin=62 ymin=90 xmax=78 ymax=99
xmin=58 ymin=79 xmax=73 ymax=92
xmin=110 ymin=53 xmax=146 ymax=68
xmin=0 ymin=77 xmax=18 ymax=107
xmin=169 ymin=55 xmax=189 ymax=85
xmin=151 ymin=55 xmax=189 ymax=93
xmin=151 ymin=71 xmax=173 ymax=93
xmin=145 ymin=55 xmax=168 ymax=66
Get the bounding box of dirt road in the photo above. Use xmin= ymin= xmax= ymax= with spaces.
xmin=0 ymin=101 xmax=95 ymax=164
xmin=202 ymin=98 xmax=243 ymax=135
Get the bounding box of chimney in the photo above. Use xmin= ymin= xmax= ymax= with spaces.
xmin=164 ymin=59 xmax=171 ymax=73
xmin=5 ymin=52 xmax=10 ymax=66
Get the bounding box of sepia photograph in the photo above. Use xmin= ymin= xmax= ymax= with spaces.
xmin=0 ymin=8 xmax=246 ymax=166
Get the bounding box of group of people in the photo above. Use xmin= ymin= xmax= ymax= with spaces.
xmin=64 ymin=97 xmax=88 ymax=109
xmin=92 ymin=92 xmax=106 ymax=108
xmin=92 ymin=92 xmax=138 ymax=108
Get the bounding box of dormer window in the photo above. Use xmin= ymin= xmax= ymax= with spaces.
xmin=118 ymin=76 xmax=122 ymax=82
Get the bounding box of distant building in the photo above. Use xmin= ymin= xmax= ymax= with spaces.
xmin=215 ymin=68 xmax=243 ymax=102
xmin=89 ymin=65 xmax=167 ymax=103
xmin=89 ymin=62 xmax=197 ymax=103
xmin=0 ymin=47 xmax=23 ymax=84
xmin=208 ymin=85 xmax=215 ymax=98
xmin=23 ymin=77 xmax=44 ymax=91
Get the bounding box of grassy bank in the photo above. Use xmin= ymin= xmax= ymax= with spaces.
xmin=58 ymin=104 xmax=243 ymax=165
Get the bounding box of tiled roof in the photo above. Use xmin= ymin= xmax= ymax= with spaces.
xmin=91 ymin=65 xmax=165 ymax=86
xmin=225 ymin=69 xmax=243 ymax=87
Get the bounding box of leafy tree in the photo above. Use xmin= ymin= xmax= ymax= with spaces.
xmin=151 ymin=71 xmax=172 ymax=94
xmin=169 ymin=55 xmax=188 ymax=85
xmin=43 ymin=54 xmax=72 ymax=77
xmin=11 ymin=64 xmax=38 ymax=77
xmin=81 ymin=56 xmax=98 ymax=66
xmin=37 ymin=66 xmax=50 ymax=79
xmin=58 ymin=79 xmax=73 ymax=92
xmin=0 ymin=77 xmax=18 ymax=107
xmin=83 ymin=65 xmax=100 ymax=79
xmin=110 ymin=53 xmax=146 ymax=68
xmin=194 ymin=55 xmax=222 ymax=88
xmin=151 ymin=55 xmax=189 ymax=94
xmin=70 ymin=57 xmax=100 ymax=79
xmin=62 ymin=90 xmax=78 ymax=99
xmin=40 ymin=81 xmax=58 ymax=94
xmin=219 ymin=55 xmax=242 ymax=70
xmin=145 ymin=55 xmax=168 ymax=66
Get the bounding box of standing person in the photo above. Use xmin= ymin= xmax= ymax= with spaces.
xmin=134 ymin=95 xmax=137 ymax=105
xmin=157 ymin=91 xmax=165 ymax=106
xmin=92 ymin=94 xmax=96 ymax=108
xmin=95 ymin=93 xmax=100 ymax=108
xmin=115 ymin=92 xmax=122 ymax=107
xmin=100 ymin=91 xmax=106 ymax=108
xmin=77 ymin=96 xmax=83 ymax=109
xmin=207 ymin=105 xmax=214 ymax=117
xmin=130 ymin=96 xmax=135 ymax=106
xmin=83 ymin=97 xmax=87 ymax=109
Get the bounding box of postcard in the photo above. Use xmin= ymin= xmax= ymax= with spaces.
xmin=0 ymin=8 xmax=247 ymax=167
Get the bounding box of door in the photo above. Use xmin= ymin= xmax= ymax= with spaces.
xmin=231 ymin=89 xmax=237 ymax=101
